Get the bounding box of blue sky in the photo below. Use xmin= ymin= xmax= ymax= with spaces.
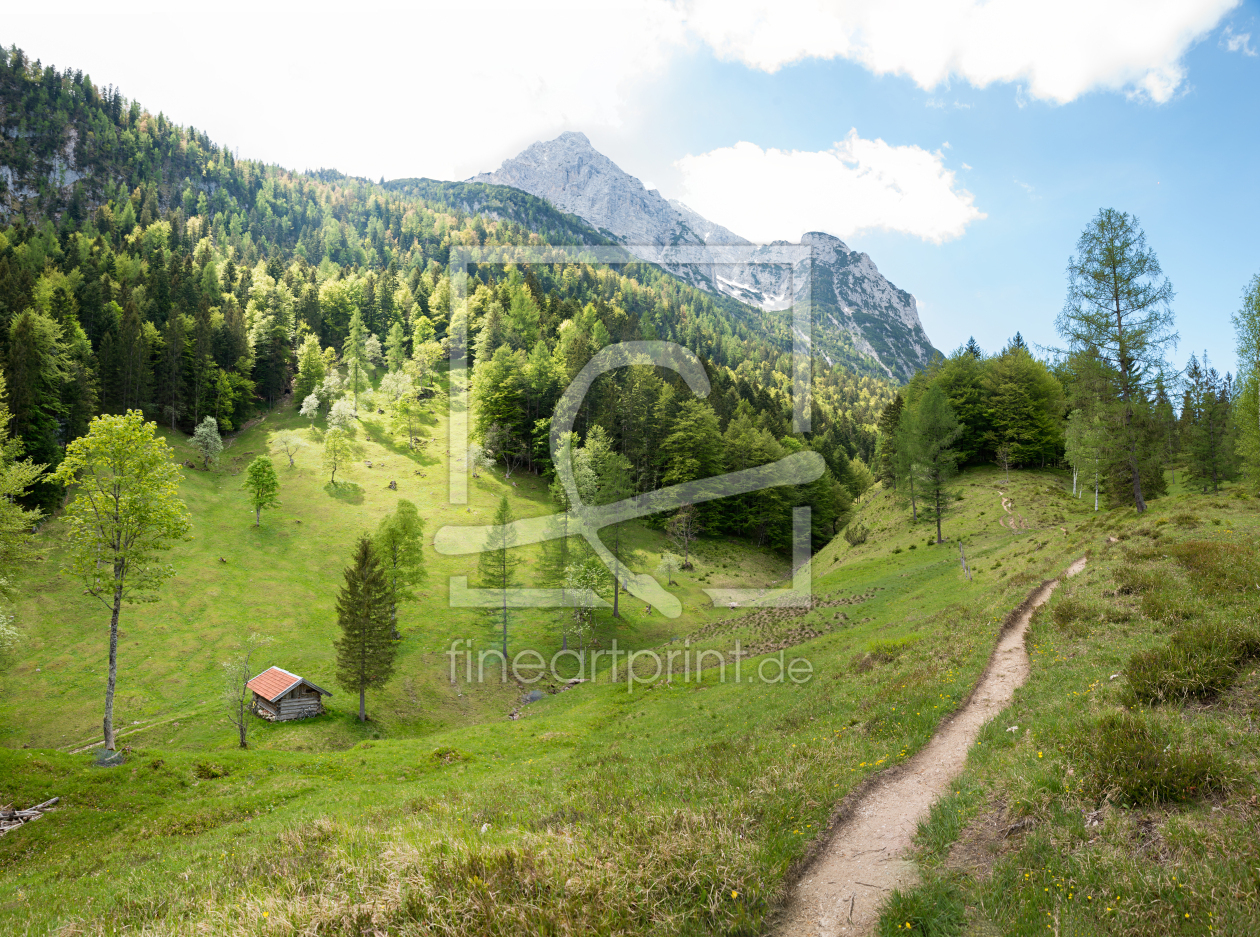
xmin=8 ymin=1 xmax=1258 ymax=375
xmin=607 ymin=4 xmax=1260 ymax=373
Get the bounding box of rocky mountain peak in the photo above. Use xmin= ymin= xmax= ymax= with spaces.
xmin=471 ymin=134 xmax=939 ymax=380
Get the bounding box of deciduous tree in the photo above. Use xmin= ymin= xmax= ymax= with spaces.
xmin=191 ymin=416 xmax=222 ymax=469
xmin=273 ymin=430 xmax=307 ymax=468
xmin=300 ymin=393 xmax=320 ymax=422
xmin=292 ymin=334 xmax=326 ymax=402
xmin=51 ymin=411 xmax=192 ymax=750
xmin=667 ymin=504 xmax=702 ymax=570
xmin=322 ymin=427 xmax=353 ymax=484
xmin=243 ymin=456 xmax=280 ymax=526
xmin=656 ymin=552 xmax=682 ymax=586
xmin=328 ymin=398 xmax=357 ymax=433
xmin=222 ymin=633 xmax=270 ymax=749
xmin=373 ymin=500 xmax=427 ymax=637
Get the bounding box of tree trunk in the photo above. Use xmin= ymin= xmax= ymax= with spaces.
xmin=238 ymin=708 xmax=248 ymax=749
xmin=254 ymin=505 xmax=260 ymax=526
xmin=359 ymin=686 xmax=366 ymax=721
xmin=611 ymin=525 xmax=621 ymax=618
xmin=1129 ymin=441 xmax=1147 ymax=513
xmin=935 ymin=486 xmax=943 ymax=543
xmin=104 ymin=579 xmax=123 ymax=750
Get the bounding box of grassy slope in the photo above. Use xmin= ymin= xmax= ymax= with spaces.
xmin=5 ymin=417 xmax=1244 ymax=935
xmin=0 ymin=395 xmax=790 ymax=754
xmin=893 ymin=485 xmax=1260 ymax=937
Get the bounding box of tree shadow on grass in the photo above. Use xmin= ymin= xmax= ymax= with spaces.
xmin=360 ymin=419 xmax=441 ymax=467
xmin=324 ymin=480 xmax=364 ymax=504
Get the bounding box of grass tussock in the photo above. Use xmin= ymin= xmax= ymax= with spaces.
xmin=1168 ymin=540 xmax=1260 ymax=593
xmin=1066 ymin=712 xmax=1232 ymax=806
xmin=876 ymin=878 xmax=966 ymax=936
xmin=1125 ymin=621 xmax=1260 ymax=703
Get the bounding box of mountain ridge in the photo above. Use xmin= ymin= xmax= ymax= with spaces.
xmin=471 ymin=131 xmax=941 ymax=380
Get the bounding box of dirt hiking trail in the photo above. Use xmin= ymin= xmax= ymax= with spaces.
xmin=775 ymin=556 xmax=1088 ymax=936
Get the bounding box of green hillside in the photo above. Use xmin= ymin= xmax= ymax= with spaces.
xmin=0 ymin=395 xmax=1176 ymax=925
xmin=3 ymin=41 xmax=1260 ymax=937
xmin=3 ymin=390 xmax=1259 ymax=935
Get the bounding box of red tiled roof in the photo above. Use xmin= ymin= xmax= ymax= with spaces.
xmin=245 ymin=667 xmax=302 ymax=703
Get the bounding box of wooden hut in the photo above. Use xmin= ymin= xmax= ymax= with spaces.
xmin=246 ymin=666 xmax=331 ymax=721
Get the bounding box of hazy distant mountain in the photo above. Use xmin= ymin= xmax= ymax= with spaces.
xmin=471 ymin=132 xmax=940 ymax=380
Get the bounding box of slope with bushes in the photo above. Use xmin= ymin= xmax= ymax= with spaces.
xmin=884 ymin=483 xmax=1260 ymax=936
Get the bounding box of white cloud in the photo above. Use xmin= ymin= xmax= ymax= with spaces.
xmin=674 ymin=131 xmax=984 ymax=244
xmin=679 ymin=0 xmax=1240 ymax=104
xmin=1222 ymin=25 xmax=1258 ymax=56
xmin=4 ymin=3 xmax=687 ymax=181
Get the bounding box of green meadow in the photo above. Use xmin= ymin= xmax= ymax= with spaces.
xmin=1 ymin=399 xmax=1256 ymax=935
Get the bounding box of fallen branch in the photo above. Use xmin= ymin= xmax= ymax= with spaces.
xmin=0 ymin=797 xmax=59 ymax=836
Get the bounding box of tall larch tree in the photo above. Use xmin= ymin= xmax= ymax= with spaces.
xmin=1059 ymin=208 xmax=1176 ymax=513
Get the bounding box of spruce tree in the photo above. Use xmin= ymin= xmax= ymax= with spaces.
xmin=333 ymin=536 xmax=397 ymax=722
xmin=892 ymin=405 xmax=919 ymax=522
xmin=875 ymin=394 xmax=904 ymax=486
xmin=0 ymin=374 xmax=45 ymax=572
xmin=157 ymin=311 xmax=188 ymax=430
xmin=385 ymin=320 xmax=407 ymax=372
xmin=1183 ymin=354 xmax=1238 ymax=493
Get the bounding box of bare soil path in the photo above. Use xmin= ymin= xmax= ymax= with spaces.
xmin=775 ymin=556 xmax=1087 ymax=936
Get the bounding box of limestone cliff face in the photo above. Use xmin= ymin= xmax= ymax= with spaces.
xmin=472 ymin=132 xmax=939 ymax=380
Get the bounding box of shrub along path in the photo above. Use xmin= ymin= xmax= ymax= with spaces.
xmin=775 ymin=556 xmax=1088 ymax=936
